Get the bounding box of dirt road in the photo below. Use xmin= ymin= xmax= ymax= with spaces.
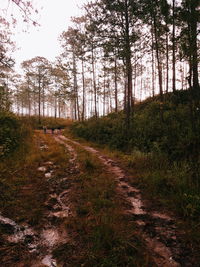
xmin=0 ymin=133 xmax=197 ymax=266
xmin=55 ymin=134 xmax=198 ymax=267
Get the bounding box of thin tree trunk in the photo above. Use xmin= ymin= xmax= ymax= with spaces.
xmin=151 ymin=25 xmax=155 ymax=97
xmin=81 ymin=58 xmax=85 ymax=121
xmin=166 ymin=30 xmax=169 ymax=93
xmin=153 ymin=15 xmax=163 ymax=100
xmin=114 ymin=55 xmax=118 ymax=113
xmin=172 ymin=0 xmax=176 ymax=92
xmin=54 ymin=95 xmax=57 ymax=119
xmin=103 ymin=66 xmax=106 ymax=116
xmin=92 ymin=45 xmax=97 ymax=118
xmin=125 ymin=0 xmax=133 ymax=126
xmin=38 ymin=71 xmax=41 ymax=124
xmin=191 ymin=1 xmax=199 ymax=89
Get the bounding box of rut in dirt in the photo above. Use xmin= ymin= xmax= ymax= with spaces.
xmin=55 ymin=134 xmax=195 ymax=267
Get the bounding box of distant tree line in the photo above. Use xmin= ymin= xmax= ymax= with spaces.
xmin=0 ymin=0 xmax=199 ymax=125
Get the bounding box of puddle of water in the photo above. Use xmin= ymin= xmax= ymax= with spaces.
xmin=41 ymin=229 xmax=60 ymax=247
xmin=8 ymin=226 xmax=35 ymax=243
xmin=45 ymin=161 xmax=54 ymax=165
xmin=145 ymin=236 xmax=180 ymax=267
xmin=0 ymin=213 xmax=19 ymax=229
xmin=136 ymin=220 xmax=146 ymax=226
xmin=50 ymin=211 xmax=68 ymax=218
xmin=0 ymin=213 xmax=35 ymax=243
xmin=38 ymin=166 xmax=47 ymax=172
xmin=128 ymin=197 xmax=146 ymax=215
xmin=42 ymin=255 xmax=57 ymax=267
xmin=45 ymin=172 xmax=52 ymax=178
xmin=152 ymin=212 xmax=173 ymax=221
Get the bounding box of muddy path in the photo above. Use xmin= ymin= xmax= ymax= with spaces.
xmin=0 ymin=135 xmax=79 ymax=267
xmin=55 ymin=135 xmax=196 ymax=267
xmin=0 ymin=133 xmax=197 ymax=266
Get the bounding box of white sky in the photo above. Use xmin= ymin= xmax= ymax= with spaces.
xmin=2 ymin=0 xmax=88 ymax=69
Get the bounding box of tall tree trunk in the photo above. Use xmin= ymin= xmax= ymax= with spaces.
xmin=27 ymin=77 xmax=31 ymax=117
xmin=38 ymin=72 xmax=41 ymax=124
xmin=103 ymin=66 xmax=106 ymax=116
xmin=42 ymin=81 xmax=45 ymax=117
xmin=81 ymin=58 xmax=85 ymax=120
xmin=92 ymin=45 xmax=98 ymax=118
xmin=125 ymin=0 xmax=133 ymax=126
xmin=124 ymin=70 xmax=127 ymax=111
xmin=190 ymin=1 xmax=199 ymax=90
xmin=73 ymin=50 xmax=79 ymax=120
xmin=58 ymin=95 xmax=61 ymax=118
xmin=114 ymin=55 xmax=118 ymax=113
xmin=166 ymin=30 xmax=169 ymax=93
xmin=172 ymin=0 xmax=176 ymax=92
xmin=151 ymin=25 xmax=155 ymax=97
xmin=153 ymin=15 xmax=163 ymax=100
xmin=54 ymin=95 xmax=57 ymax=119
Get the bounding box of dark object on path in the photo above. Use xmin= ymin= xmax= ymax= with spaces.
xmin=51 ymin=128 xmax=55 ymax=134
xmin=43 ymin=126 xmax=47 ymax=134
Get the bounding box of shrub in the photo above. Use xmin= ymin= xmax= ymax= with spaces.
xmin=0 ymin=112 xmax=30 ymax=158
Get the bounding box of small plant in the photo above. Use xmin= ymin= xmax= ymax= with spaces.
xmin=84 ymin=158 xmax=96 ymax=170
xmin=181 ymin=193 xmax=200 ymax=219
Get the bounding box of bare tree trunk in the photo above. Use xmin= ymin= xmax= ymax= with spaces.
xmin=124 ymin=70 xmax=127 ymax=111
xmin=58 ymin=96 xmax=61 ymax=118
xmin=81 ymin=58 xmax=85 ymax=121
xmin=54 ymin=95 xmax=57 ymax=119
xmin=153 ymin=15 xmax=163 ymax=100
xmin=38 ymin=71 xmax=41 ymax=124
xmin=172 ymin=0 xmax=176 ymax=92
xmin=114 ymin=55 xmax=118 ymax=113
xmin=27 ymin=78 xmax=31 ymax=117
xmin=125 ymin=0 xmax=133 ymax=126
xmin=92 ymin=45 xmax=98 ymax=118
xmin=103 ymin=66 xmax=106 ymax=116
xmin=166 ymin=30 xmax=169 ymax=93
xmin=42 ymin=81 xmax=45 ymax=117
xmin=190 ymin=1 xmax=199 ymax=89
xmin=151 ymin=25 xmax=155 ymax=97
xmin=72 ymin=50 xmax=80 ymax=120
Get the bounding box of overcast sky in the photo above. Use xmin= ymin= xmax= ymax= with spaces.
xmin=2 ymin=0 xmax=88 ymax=68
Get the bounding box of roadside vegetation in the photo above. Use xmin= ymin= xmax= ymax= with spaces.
xmin=0 ymin=112 xmax=31 ymax=158
xmin=71 ymin=90 xmax=200 ymax=225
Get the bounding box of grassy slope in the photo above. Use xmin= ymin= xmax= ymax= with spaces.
xmin=70 ymin=91 xmax=200 ymax=248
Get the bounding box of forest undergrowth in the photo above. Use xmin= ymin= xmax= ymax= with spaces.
xmin=71 ymin=91 xmax=200 ymax=244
